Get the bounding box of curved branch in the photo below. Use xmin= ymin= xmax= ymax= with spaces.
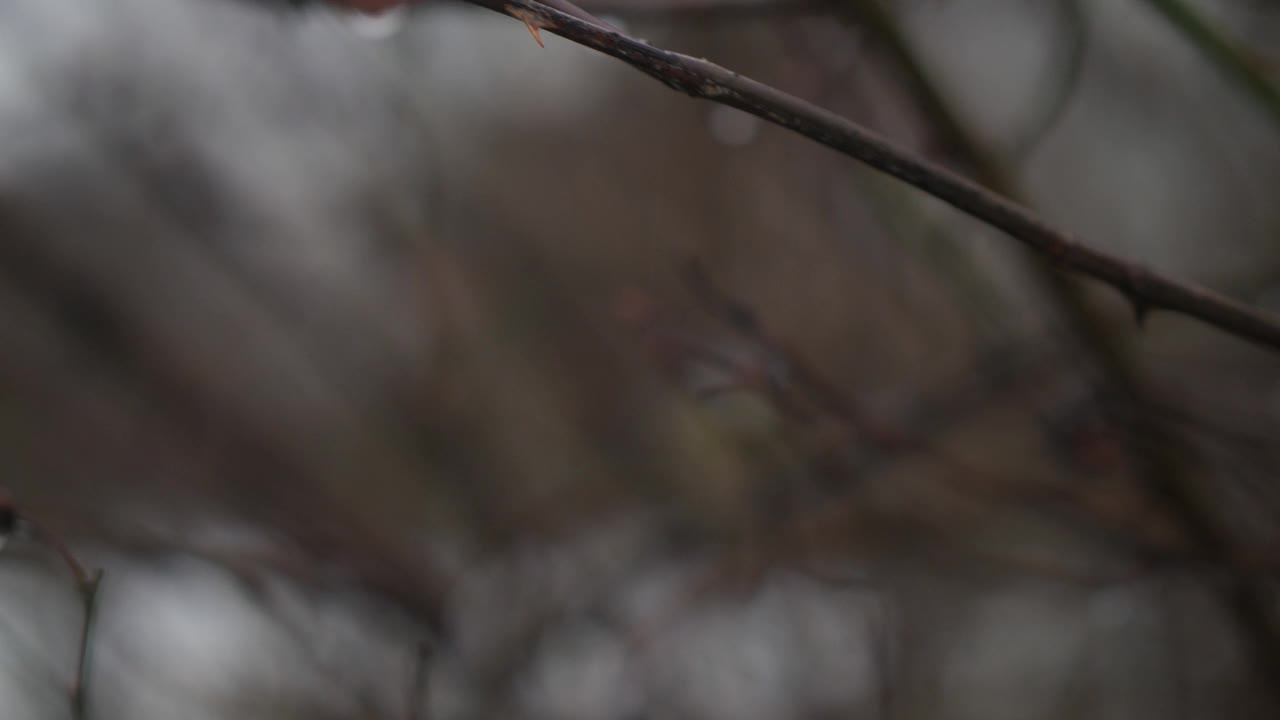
xmin=458 ymin=0 xmax=1280 ymax=353
xmin=17 ymin=510 xmax=104 ymax=720
xmin=1009 ymin=0 xmax=1089 ymax=161
xmin=71 ymin=571 xmax=103 ymax=720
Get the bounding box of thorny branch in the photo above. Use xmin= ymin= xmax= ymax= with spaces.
xmin=458 ymin=0 xmax=1280 ymax=353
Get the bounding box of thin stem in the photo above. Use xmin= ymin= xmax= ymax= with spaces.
xmin=37 ymin=522 xmax=91 ymax=587
xmin=23 ymin=515 xmax=103 ymax=720
xmin=72 ymin=571 xmax=104 ymax=720
xmin=458 ymin=0 xmax=1280 ymax=697
xmin=1009 ymin=0 xmax=1089 ymax=161
xmin=1143 ymin=0 xmax=1280 ymax=131
xmin=839 ymin=1 xmax=1280 ymax=702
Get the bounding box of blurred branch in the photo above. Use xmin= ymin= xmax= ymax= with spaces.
xmin=15 ymin=505 xmax=104 ymax=720
xmin=679 ymin=265 xmax=1188 ymax=563
xmin=460 ymin=0 xmax=1280 ymax=352
xmin=835 ymin=0 xmax=1280 ymax=702
xmin=71 ymin=571 xmax=103 ymax=720
xmin=1008 ymin=0 xmax=1089 ymax=160
xmin=1143 ymin=0 xmax=1280 ymax=130
xmin=837 ymin=0 xmax=1006 ymax=183
xmin=681 ymin=261 xmax=901 ymax=448
xmin=581 ymin=0 xmax=831 ymax=22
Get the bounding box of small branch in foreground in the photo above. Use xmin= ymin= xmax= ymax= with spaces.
xmin=459 ymin=0 xmax=1280 ymax=353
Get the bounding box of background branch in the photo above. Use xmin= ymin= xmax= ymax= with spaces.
xmin=459 ymin=0 xmax=1280 ymax=699
xmin=1008 ymin=0 xmax=1089 ymax=161
xmin=832 ymin=2 xmax=1280 ymax=699
xmin=1143 ymin=0 xmax=1280 ymax=130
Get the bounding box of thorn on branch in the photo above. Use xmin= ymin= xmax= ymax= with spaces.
xmin=508 ymin=6 xmax=547 ymax=47
xmin=524 ymin=19 xmax=546 ymax=47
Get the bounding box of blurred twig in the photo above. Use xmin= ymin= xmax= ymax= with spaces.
xmin=836 ymin=0 xmax=1280 ymax=701
xmin=460 ymin=0 xmax=1280 ymax=352
xmin=1143 ymin=0 xmax=1280 ymax=130
xmin=679 ymin=266 xmax=1189 ymax=560
xmin=70 ymin=571 xmax=103 ymax=720
xmin=14 ymin=507 xmax=104 ymax=720
xmin=1009 ymin=0 xmax=1090 ymax=161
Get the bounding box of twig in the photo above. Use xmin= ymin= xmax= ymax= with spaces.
xmin=16 ymin=512 xmax=104 ymax=720
xmin=43 ymin=532 xmax=103 ymax=720
xmin=1008 ymin=0 xmax=1089 ymax=160
xmin=459 ymin=0 xmax=1280 ymax=352
xmin=37 ymin=523 xmax=92 ymax=587
xmin=680 ymin=265 xmax=1189 ymax=560
xmin=836 ymin=2 xmax=1280 ymax=703
xmin=71 ymin=571 xmax=104 ymax=720
xmin=1143 ymin=0 xmax=1280 ymax=131
xmin=580 ymin=0 xmax=830 ymax=22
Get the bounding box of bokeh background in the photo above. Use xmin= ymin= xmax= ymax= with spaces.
xmin=1 ymin=0 xmax=1279 ymax=717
